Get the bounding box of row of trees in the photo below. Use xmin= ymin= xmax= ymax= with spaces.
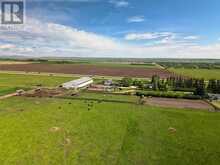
xmin=152 ymin=75 xmax=208 ymax=96
xmin=207 ymin=80 xmax=220 ymax=94
xmin=120 ymin=75 xmax=220 ymax=97
xmin=159 ymin=62 xmax=220 ymax=69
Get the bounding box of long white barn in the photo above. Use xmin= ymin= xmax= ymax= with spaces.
xmin=62 ymin=77 xmax=93 ymax=89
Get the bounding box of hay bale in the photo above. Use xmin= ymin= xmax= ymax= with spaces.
xmin=168 ymin=127 xmax=177 ymax=133
xmin=49 ymin=127 xmax=61 ymax=133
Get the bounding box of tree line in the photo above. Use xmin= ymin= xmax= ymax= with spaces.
xmin=120 ymin=75 xmax=220 ymax=97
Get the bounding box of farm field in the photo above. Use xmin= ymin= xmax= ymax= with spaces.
xmin=169 ymin=68 xmax=220 ymax=79
xmin=0 ymin=73 xmax=74 ymax=88
xmin=44 ymin=61 xmax=158 ymax=68
xmin=0 ymin=96 xmax=220 ymax=164
xmin=0 ymin=63 xmax=174 ymax=78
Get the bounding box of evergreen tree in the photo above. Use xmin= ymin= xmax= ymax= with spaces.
xmin=151 ymin=75 xmax=160 ymax=91
xmin=194 ymin=79 xmax=206 ymax=97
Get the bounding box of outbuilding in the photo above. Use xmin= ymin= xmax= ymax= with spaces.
xmin=62 ymin=77 xmax=93 ymax=90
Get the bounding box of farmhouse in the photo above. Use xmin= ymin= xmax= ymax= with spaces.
xmin=62 ymin=77 xmax=93 ymax=89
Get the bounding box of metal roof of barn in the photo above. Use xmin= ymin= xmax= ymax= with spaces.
xmin=63 ymin=77 xmax=92 ymax=87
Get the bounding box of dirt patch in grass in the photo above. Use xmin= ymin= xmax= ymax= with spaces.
xmin=0 ymin=63 xmax=174 ymax=78
xmin=23 ymin=88 xmax=66 ymax=98
xmin=145 ymin=97 xmax=214 ymax=111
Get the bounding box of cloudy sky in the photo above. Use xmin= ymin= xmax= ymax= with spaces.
xmin=0 ymin=0 xmax=220 ymax=58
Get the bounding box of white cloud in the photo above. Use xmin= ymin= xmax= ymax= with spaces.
xmin=124 ymin=32 xmax=174 ymax=41
xmin=127 ymin=16 xmax=145 ymax=23
xmin=0 ymin=18 xmax=220 ymax=59
xmin=0 ymin=44 xmax=16 ymax=49
xmin=183 ymin=35 xmax=200 ymax=40
xmin=109 ymin=0 xmax=129 ymax=7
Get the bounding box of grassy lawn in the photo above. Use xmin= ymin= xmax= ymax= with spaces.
xmin=0 ymin=73 xmax=75 ymax=88
xmin=0 ymin=97 xmax=219 ymax=164
xmin=169 ymin=68 xmax=220 ymax=80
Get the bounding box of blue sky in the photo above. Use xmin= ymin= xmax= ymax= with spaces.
xmin=0 ymin=0 xmax=220 ymax=58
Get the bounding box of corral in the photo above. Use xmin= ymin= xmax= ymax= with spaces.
xmin=0 ymin=63 xmax=174 ymax=78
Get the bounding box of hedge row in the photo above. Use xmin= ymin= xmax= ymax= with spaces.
xmin=136 ymin=91 xmax=201 ymax=100
xmin=58 ymin=96 xmax=136 ymax=104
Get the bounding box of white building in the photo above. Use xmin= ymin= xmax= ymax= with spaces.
xmin=62 ymin=77 xmax=93 ymax=89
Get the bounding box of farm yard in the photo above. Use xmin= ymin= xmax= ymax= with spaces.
xmin=0 ymin=63 xmax=174 ymax=78
xmin=0 ymin=97 xmax=220 ymax=164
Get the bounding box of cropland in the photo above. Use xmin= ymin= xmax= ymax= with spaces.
xmin=0 ymin=63 xmax=174 ymax=78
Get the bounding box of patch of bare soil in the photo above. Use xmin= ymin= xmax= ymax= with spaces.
xmin=23 ymin=88 xmax=66 ymax=98
xmin=145 ymin=97 xmax=214 ymax=111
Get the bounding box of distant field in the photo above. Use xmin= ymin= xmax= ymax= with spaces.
xmin=169 ymin=68 xmax=220 ymax=79
xmin=0 ymin=73 xmax=74 ymax=90
xmin=0 ymin=63 xmax=173 ymax=78
xmin=45 ymin=61 xmax=158 ymax=68
xmin=0 ymin=97 xmax=219 ymax=164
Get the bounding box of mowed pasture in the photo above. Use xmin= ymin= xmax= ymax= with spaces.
xmin=0 ymin=63 xmax=174 ymax=78
xmin=0 ymin=97 xmax=220 ymax=164
xmin=169 ymin=68 xmax=220 ymax=80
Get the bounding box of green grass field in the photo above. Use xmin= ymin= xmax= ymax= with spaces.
xmin=0 ymin=73 xmax=75 ymax=96
xmin=0 ymin=96 xmax=219 ymax=164
xmin=0 ymin=73 xmax=74 ymax=88
xmin=169 ymin=68 xmax=220 ymax=80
